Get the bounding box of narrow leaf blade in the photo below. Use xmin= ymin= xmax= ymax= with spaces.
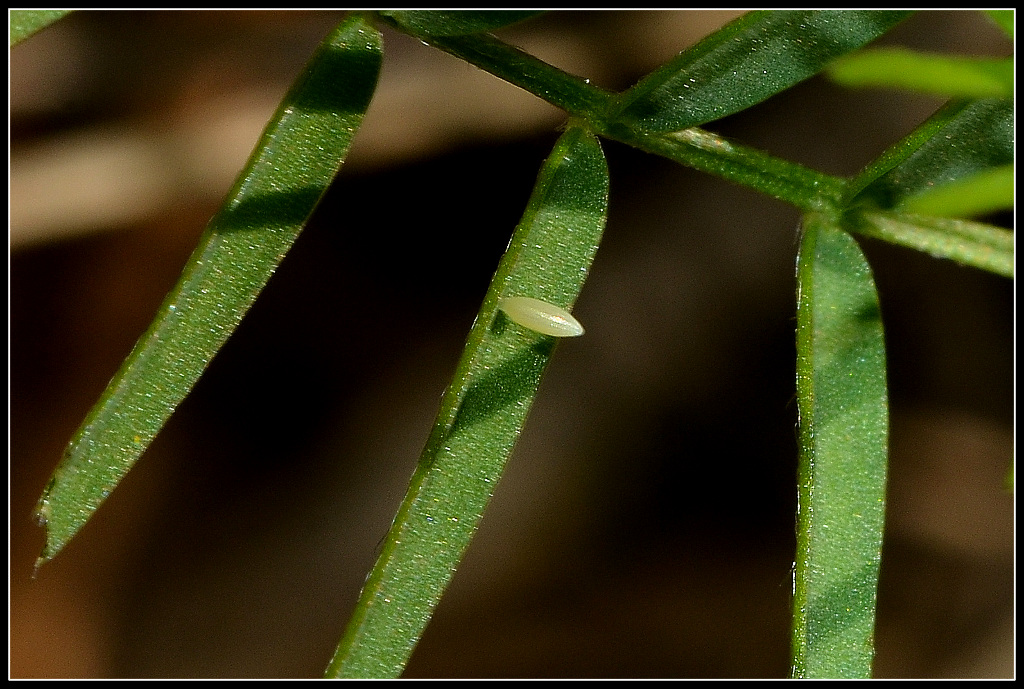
xmin=848 ymin=98 xmax=1013 ymax=210
xmin=900 ymin=164 xmax=1014 ymax=218
xmin=612 ymin=10 xmax=913 ymax=132
xmin=325 ymin=125 xmax=609 ymax=678
xmin=792 ymin=215 xmax=889 ymax=679
xmin=827 ymin=49 xmax=1013 ymax=99
xmin=34 ymin=14 xmax=383 ymax=565
xmin=857 ymin=210 xmax=1013 ymax=278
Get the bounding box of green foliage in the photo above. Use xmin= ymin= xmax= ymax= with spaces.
xmin=9 ymin=9 xmax=72 ymax=46
xmin=609 ymin=11 xmax=914 ymax=132
xmin=32 ymin=13 xmax=383 ymax=567
xmin=842 ymin=98 xmax=1013 ymax=276
xmin=15 ymin=9 xmax=1012 ymax=678
xmin=792 ymin=215 xmax=888 ymax=678
xmin=984 ymin=10 xmax=1014 ymax=38
xmin=827 ymin=48 xmax=1013 ymax=99
xmin=326 ymin=125 xmax=608 ymax=677
xmin=901 ymin=164 xmax=1013 ymax=218
xmin=848 ymin=99 xmax=1013 ymax=212
xmin=856 ymin=210 xmax=1013 ymax=278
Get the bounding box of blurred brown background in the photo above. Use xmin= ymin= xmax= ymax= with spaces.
xmin=10 ymin=11 xmax=1013 ymax=678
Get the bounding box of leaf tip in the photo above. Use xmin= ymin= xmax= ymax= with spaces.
xmin=32 ymin=506 xmax=55 ymax=574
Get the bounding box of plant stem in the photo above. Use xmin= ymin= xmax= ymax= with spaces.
xmin=416 ymin=28 xmax=846 ymax=212
xmin=418 ymin=30 xmax=615 ymax=120
xmin=605 ymin=126 xmax=845 ymax=212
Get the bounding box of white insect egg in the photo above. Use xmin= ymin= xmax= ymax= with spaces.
xmin=498 ymin=296 xmax=584 ymax=337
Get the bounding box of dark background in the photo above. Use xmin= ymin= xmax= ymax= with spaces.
xmin=10 ymin=11 xmax=1013 ymax=678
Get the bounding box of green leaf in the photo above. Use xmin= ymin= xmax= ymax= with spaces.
xmin=10 ymin=9 xmax=73 ymax=47
xmin=324 ymin=125 xmax=609 ymax=679
xmin=379 ymin=10 xmax=544 ymax=36
xmin=610 ymin=10 xmax=914 ymax=132
xmin=984 ymin=10 xmax=1014 ymax=39
xmin=403 ymin=29 xmax=846 ymax=212
xmin=33 ymin=14 xmax=383 ymax=566
xmin=827 ymin=48 xmax=1013 ymax=99
xmin=792 ymin=215 xmax=889 ymax=679
xmin=855 ymin=210 xmax=1013 ymax=278
xmin=847 ymin=98 xmax=1013 ymax=210
xmin=900 ymin=164 xmax=1014 ymax=218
